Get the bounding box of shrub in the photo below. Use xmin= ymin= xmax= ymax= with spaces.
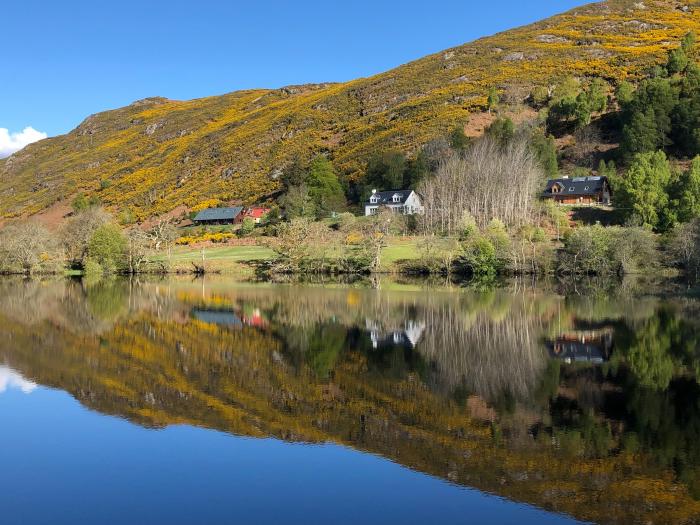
xmin=88 ymin=224 xmax=127 ymax=272
xmin=239 ymin=218 xmax=256 ymax=236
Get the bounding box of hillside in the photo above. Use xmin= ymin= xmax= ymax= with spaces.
xmin=2 ymin=0 xmax=700 ymax=220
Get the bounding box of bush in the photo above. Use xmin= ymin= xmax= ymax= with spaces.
xmin=88 ymin=224 xmax=127 ymax=272
xmin=559 ymin=225 xmax=658 ymax=275
xmin=239 ymin=218 xmax=256 ymax=236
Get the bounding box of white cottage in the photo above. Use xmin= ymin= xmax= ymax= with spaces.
xmin=364 ymin=189 xmax=424 ymax=216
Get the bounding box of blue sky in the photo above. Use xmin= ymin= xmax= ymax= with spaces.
xmin=1 ymin=0 xmax=586 ymax=142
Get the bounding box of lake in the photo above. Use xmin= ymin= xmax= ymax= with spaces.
xmin=1 ymin=276 xmax=699 ymax=525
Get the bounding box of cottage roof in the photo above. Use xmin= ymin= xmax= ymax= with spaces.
xmin=365 ymin=190 xmax=415 ymax=205
xmin=193 ymin=206 xmax=243 ymax=222
xmin=244 ymin=207 xmax=271 ymax=218
xmin=543 ymin=176 xmax=607 ymax=197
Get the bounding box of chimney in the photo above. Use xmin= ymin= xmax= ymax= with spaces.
xmin=372 ymin=189 xmax=377 ymax=194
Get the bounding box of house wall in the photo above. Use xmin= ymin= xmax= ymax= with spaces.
xmin=364 ymin=192 xmax=424 ymax=216
xmin=552 ymin=195 xmax=601 ymax=205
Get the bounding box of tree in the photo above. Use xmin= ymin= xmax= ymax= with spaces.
xmin=667 ymin=46 xmax=689 ymax=75
xmin=88 ymin=223 xmax=127 ymax=273
xmin=359 ymin=207 xmax=393 ymax=271
xmin=529 ymin=128 xmax=558 ymax=177
xmin=449 ymin=126 xmax=470 ymax=151
xmin=240 ymin=217 xmax=256 ymax=236
xmin=60 ymin=207 xmax=111 ymax=268
xmin=419 ymin=136 xmax=542 ymax=234
xmin=0 ymin=222 xmax=57 ymax=274
xmin=486 ymin=117 xmax=514 ymax=146
xmin=281 ymin=156 xmax=307 ymax=188
xmin=621 ymin=109 xmax=663 ymax=158
xmin=668 ymin=219 xmax=700 ymax=278
xmin=620 ymin=77 xmax=678 ymax=157
xmin=676 ymin=157 xmax=700 ymax=222
xmin=615 ymin=151 xmax=675 ymax=231
xmin=616 ymin=81 xmax=635 ymax=107
xmin=403 ymin=151 xmax=429 ymax=188
xmin=365 ymin=151 xmax=407 ymax=190
xmin=487 ymin=87 xmax=499 ymax=114
xmin=148 ymin=218 xmax=179 ymax=264
xmin=559 ymin=224 xmax=612 ymax=274
xmin=586 ymin=78 xmax=609 ymax=113
xmin=124 ymin=228 xmax=151 ymax=274
xmin=280 ymin=184 xmax=315 ymax=219
xmin=306 ymin=156 xmax=345 ymax=218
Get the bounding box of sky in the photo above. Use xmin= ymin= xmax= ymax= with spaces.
xmin=0 ymin=0 xmax=587 ymax=156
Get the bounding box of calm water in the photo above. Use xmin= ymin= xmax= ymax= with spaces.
xmin=1 ymin=277 xmax=699 ymax=525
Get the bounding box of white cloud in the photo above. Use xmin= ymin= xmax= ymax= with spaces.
xmin=0 ymin=126 xmax=48 ymax=158
xmin=0 ymin=366 xmax=37 ymax=394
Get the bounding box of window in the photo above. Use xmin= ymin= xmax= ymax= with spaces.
xmin=393 ymin=194 xmax=401 ymax=203
xmin=569 ymin=187 xmax=575 ymax=192
xmin=584 ymin=186 xmax=589 ymax=191
xmin=369 ymin=207 xmax=378 ymax=215
xmin=370 ymin=196 xmax=378 ymax=204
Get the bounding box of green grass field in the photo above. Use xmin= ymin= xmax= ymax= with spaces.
xmin=156 ymin=237 xmax=426 ymax=274
xmin=164 ymin=245 xmax=277 ymax=262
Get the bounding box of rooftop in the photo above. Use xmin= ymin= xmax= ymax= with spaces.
xmin=193 ymin=206 xmax=244 ymax=221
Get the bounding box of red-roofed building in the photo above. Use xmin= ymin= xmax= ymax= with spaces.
xmin=242 ymin=207 xmax=271 ymax=224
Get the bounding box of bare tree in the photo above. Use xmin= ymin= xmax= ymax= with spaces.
xmin=148 ymin=218 xmax=179 ymax=264
xmin=60 ymin=207 xmax=111 ymax=267
xmin=419 ymin=136 xmax=542 ymax=235
xmin=124 ymin=228 xmax=152 ymax=274
xmin=0 ymin=222 xmax=58 ymax=274
xmin=360 ymin=207 xmax=394 ymax=271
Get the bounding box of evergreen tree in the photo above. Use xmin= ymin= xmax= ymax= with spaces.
xmin=621 ymin=109 xmax=662 ymax=157
xmin=449 ymin=126 xmax=470 ymax=151
xmin=365 ymin=151 xmax=407 ymax=190
xmin=486 ymin=117 xmax=515 ymax=145
xmin=306 ymin=156 xmax=345 ymax=217
xmin=529 ymin=129 xmax=558 ymax=178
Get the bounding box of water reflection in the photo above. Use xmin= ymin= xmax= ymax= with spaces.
xmin=0 ymin=277 xmax=699 ymax=524
xmin=0 ymin=365 xmax=36 ymax=394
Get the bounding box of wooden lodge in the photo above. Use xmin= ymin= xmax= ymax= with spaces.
xmin=542 ymin=176 xmax=612 ymax=205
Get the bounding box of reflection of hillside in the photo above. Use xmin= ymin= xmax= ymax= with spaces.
xmin=0 ymin=279 xmax=699 ymax=525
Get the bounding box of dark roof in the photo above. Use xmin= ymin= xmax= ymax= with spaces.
xmin=543 ymin=176 xmax=608 ymax=197
xmin=193 ymin=206 xmax=243 ymax=222
xmin=365 ymin=190 xmax=415 ymax=205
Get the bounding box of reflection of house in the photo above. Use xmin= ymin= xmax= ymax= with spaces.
xmin=192 ymin=207 xmax=244 ymax=225
xmin=364 ymin=189 xmax=424 ymax=216
xmin=367 ymin=320 xmax=426 ymax=349
xmin=542 ymin=176 xmax=611 ymax=205
xmin=546 ymin=330 xmax=613 ymax=364
xmin=192 ymin=309 xmax=242 ymax=327
xmin=192 ymin=307 xmax=267 ymax=329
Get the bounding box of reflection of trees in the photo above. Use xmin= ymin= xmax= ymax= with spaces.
xmin=418 ymin=293 xmax=547 ymax=401
xmin=2 ymin=278 xmax=700 ymax=524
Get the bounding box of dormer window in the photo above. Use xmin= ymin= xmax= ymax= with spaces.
xmin=370 ymin=195 xmax=378 ymax=204
xmin=569 ymin=187 xmax=575 ymax=192
xmin=392 ymin=194 xmax=401 ymax=203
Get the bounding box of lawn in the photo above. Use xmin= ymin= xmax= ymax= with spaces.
xmin=165 ymin=245 xmax=277 ymax=263
xmin=154 ymin=237 xmax=425 ymax=274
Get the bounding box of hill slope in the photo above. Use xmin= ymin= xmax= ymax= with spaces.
xmin=2 ymin=0 xmax=700 ymax=220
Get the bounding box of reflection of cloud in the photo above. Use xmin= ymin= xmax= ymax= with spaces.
xmin=0 ymin=366 xmax=37 ymax=394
